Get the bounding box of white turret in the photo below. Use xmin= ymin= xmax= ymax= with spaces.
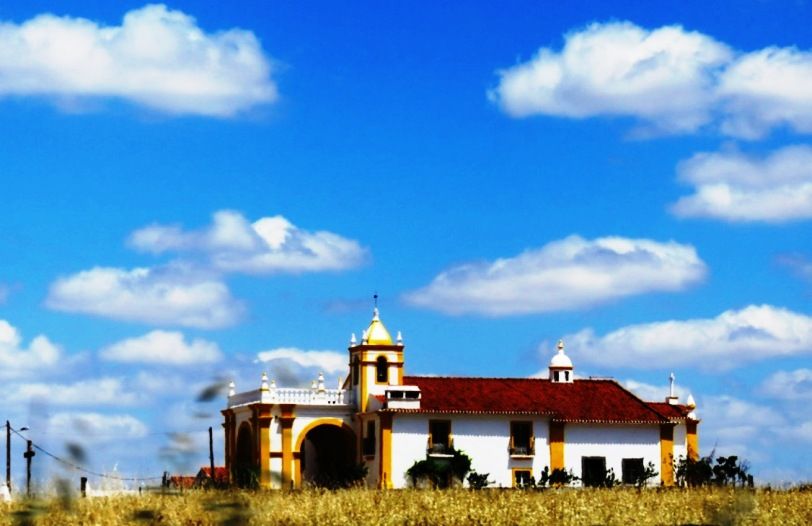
xmin=549 ymin=340 xmax=574 ymax=383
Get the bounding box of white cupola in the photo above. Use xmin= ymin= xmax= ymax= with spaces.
xmin=549 ymin=340 xmax=574 ymax=383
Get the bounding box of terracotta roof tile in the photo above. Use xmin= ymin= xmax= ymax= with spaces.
xmin=398 ymin=376 xmax=667 ymax=423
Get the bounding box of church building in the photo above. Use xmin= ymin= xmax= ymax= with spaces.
xmin=221 ymin=308 xmax=699 ymax=489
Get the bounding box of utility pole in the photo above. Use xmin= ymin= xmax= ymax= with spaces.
xmin=5 ymin=421 xmax=10 ymax=493
xmin=208 ymin=426 xmax=215 ymax=486
xmin=23 ymin=440 xmax=35 ymax=497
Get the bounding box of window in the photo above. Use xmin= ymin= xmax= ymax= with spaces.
xmin=513 ymin=469 xmax=533 ymax=488
xmin=622 ymin=458 xmax=644 ymax=485
xmin=509 ymin=421 xmax=534 ymax=456
xmin=564 ymin=371 xmax=570 ymax=381
xmin=352 ymin=356 xmax=359 ymax=386
xmin=376 ymin=356 xmax=389 ymax=383
xmin=581 ymin=456 xmax=607 ymax=487
xmin=554 ymin=371 xmax=560 ymax=382
xmin=428 ymin=420 xmax=451 ymax=454
xmin=362 ymin=421 xmax=376 ymax=456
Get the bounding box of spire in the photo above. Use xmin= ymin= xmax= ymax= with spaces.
xmin=666 ymin=372 xmax=679 ymax=404
xmin=362 ymin=298 xmax=393 ymax=345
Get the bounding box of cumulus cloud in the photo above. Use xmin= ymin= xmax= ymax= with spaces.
xmin=46 ymin=265 xmax=243 ymax=329
xmin=491 ymin=21 xmax=812 ymax=138
xmin=718 ymin=48 xmax=812 ymax=138
xmin=0 ymin=319 xmax=61 ymax=379
xmin=761 ymin=369 xmax=812 ymax=400
xmin=129 ymin=210 xmax=368 ymax=274
xmin=671 ymin=145 xmax=812 ymax=223
xmin=404 ymin=235 xmax=705 ymax=316
xmin=562 ymin=305 xmax=812 ymax=370
xmin=491 ymin=21 xmax=729 ymax=133
xmin=256 ymin=347 xmax=347 ymax=375
xmin=49 ymin=412 xmax=148 ymax=443
xmin=101 ymin=330 xmax=221 ymax=365
xmin=623 ymin=378 xmax=689 ymax=403
xmin=11 ymin=377 xmax=138 ymax=405
xmin=0 ymin=4 xmax=276 ymax=116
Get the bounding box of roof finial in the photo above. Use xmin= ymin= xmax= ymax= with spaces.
xmin=373 ymin=292 xmax=380 ymax=319
xmin=669 ymin=372 xmax=676 ymax=398
xmin=557 ymin=339 xmax=565 ymax=353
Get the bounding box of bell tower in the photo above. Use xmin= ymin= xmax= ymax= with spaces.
xmin=348 ymin=303 xmax=405 ymax=412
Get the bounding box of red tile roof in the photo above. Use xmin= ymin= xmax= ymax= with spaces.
xmin=396 ymin=376 xmax=668 ymax=423
xmin=198 ymin=466 xmax=229 ymax=482
xmin=648 ymin=402 xmax=693 ymax=421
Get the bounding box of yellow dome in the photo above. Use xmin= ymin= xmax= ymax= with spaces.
xmin=364 ymin=308 xmax=393 ymax=345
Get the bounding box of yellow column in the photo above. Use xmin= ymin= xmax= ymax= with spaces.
xmin=549 ymin=421 xmax=565 ymax=471
xmin=379 ymin=414 xmax=393 ymax=488
xmin=280 ymin=404 xmax=295 ymax=489
xmin=660 ymin=424 xmax=675 ymax=486
xmin=256 ymin=406 xmax=272 ymax=489
xmin=686 ymin=421 xmax=699 ymax=461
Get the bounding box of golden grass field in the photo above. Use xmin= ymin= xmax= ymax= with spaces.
xmin=2 ymin=487 xmax=811 ymax=525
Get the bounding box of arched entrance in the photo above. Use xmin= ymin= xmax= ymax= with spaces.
xmin=298 ymin=421 xmax=358 ymax=488
xmin=233 ymin=423 xmax=257 ymax=488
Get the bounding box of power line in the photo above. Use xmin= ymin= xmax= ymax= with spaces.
xmin=9 ymin=426 xmax=163 ymax=482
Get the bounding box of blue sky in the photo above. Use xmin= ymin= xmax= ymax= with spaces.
xmin=1 ymin=0 xmax=812 ymax=487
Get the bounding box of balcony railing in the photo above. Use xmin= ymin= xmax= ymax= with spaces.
xmin=508 ymin=436 xmax=535 ymax=457
xmin=228 ymin=387 xmax=352 ymax=408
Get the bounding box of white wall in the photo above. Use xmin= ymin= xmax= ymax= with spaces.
xmin=673 ymin=423 xmax=687 ymax=462
xmin=564 ymin=424 xmax=661 ymax=485
xmin=390 ymin=414 xmax=551 ymax=488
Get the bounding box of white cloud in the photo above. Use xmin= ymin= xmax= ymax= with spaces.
xmin=101 ymin=330 xmax=221 ymax=365
xmin=0 ymin=319 xmax=61 ymax=379
xmin=404 ymin=235 xmax=705 ymax=316
xmin=256 ymin=347 xmax=346 ymax=375
xmin=46 ymin=265 xmax=243 ymax=329
xmin=699 ymin=395 xmax=784 ymax=460
xmin=49 ymin=412 xmax=148 ymax=443
xmin=11 ymin=377 xmax=138 ymax=406
xmin=671 ymin=146 xmax=812 ymax=223
xmin=777 ymin=254 xmax=812 ymax=282
xmin=0 ymin=4 xmax=276 ymax=116
xmin=623 ymin=378 xmax=689 ymax=403
xmin=718 ymin=48 xmax=812 ymax=138
xmin=129 ymin=210 xmax=368 ymax=274
xmin=491 ymin=21 xmax=812 ymax=138
xmin=562 ymin=305 xmax=812 ymax=370
xmin=761 ymin=369 xmax=812 ymax=400
xmin=490 ymin=21 xmax=730 ymax=133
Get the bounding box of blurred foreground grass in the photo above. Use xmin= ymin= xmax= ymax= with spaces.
xmin=2 ymin=487 xmax=811 ymax=525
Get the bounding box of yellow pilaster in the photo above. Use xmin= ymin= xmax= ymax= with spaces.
xmin=549 ymin=421 xmax=565 ymax=471
xmin=255 ymin=406 xmax=272 ymax=489
xmin=686 ymin=420 xmax=699 ymax=461
xmin=280 ymin=404 xmax=295 ymax=489
xmin=379 ymin=413 xmax=393 ymax=488
xmin=660 ymin=423 xmax=675 ymax=486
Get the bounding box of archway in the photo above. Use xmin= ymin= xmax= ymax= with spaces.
xmin=233 ymin=423 xmax=257 ymax=488
xmin=298 ymin=421 xmax=358 ymax=488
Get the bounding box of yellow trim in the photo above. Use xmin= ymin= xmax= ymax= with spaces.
xmin=511 ymin=467 xmax=533 ymax=488
xmin=293 ymin=417 xmax=355 ymax=488
xmin=549 ymin=421 xmax=565 ymax=471
xmin=293 ymin=418 xmax=347 ymax=451
xmin=257 ymin=411 xmax=273 ymax=489
xmin=279 ymin=404 xmax=295 ymax=489
xmin=379 ymin=413 xmax=393 ymax=488
xmin=686 ymin=421 xmax=699 ymax=461
xmin=660 ymin=424 xmax=675 ymax=486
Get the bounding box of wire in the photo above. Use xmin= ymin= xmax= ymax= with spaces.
xmin=9 ymin=425 xmax=164 ymax=482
